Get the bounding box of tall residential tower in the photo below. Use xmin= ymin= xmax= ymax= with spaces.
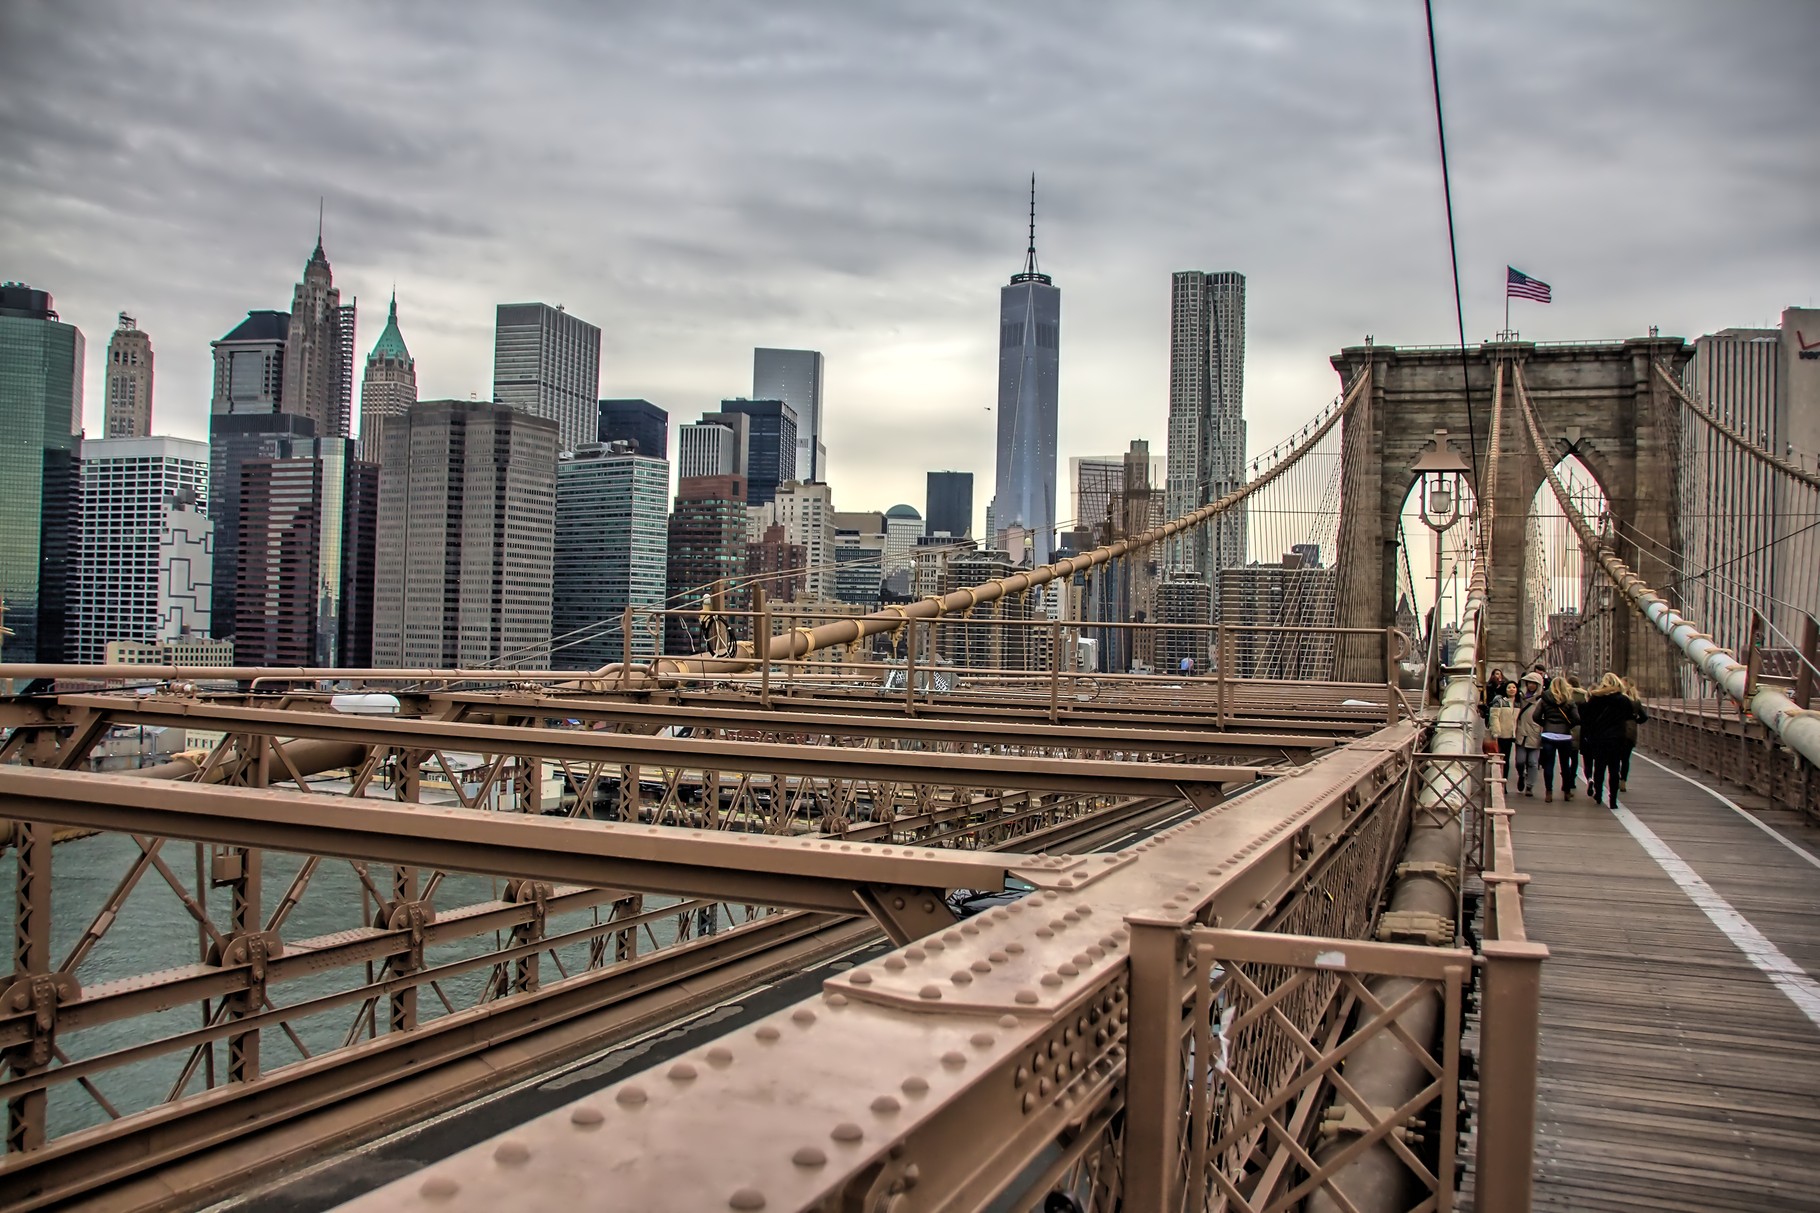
xmin=1164 ymin=270 xmax=1247 ymax=583
xmin=104 ymin=313 xmax=154 ymax=437
xmin=988 ymin=177 xmax=1059 ymax=567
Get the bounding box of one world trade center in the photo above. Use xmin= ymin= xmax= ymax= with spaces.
xmin=988 ymin=175 xmax=1059 ymax=567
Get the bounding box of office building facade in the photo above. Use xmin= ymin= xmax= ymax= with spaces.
xmin=233 ymin=436 xmax=376 ymax=668
xmin=753 ymin=348 xmax=825 ymax=484
xmin=718 ymin=399 xmax=798 ymax=506
xmin=666 ymin=474 xmax=748 ymax=653
xmin=1165 ymin=270 xmax=1248 ymax=582
xmin=553 ymin=444 xmax=670 ymax=668
xmin=210 ymin=310 xmax=290 ymax=415
xmin=104 ymin=313 xmax=154 ymax=438
xmin=925 ymin=471 xmax=973 ymax=538
xmin=678 ymin=412 xmax=749 ymax=480
xmin=771 ymin=480 xmax=834 ymax=599
xmin=493 ymin=303 xmax=601 ymax=451
xmin=989 ymin=188 xmax=1060 ymax=566
xmin=0 ymin=283 xmax=83 ymax=664
xmin=1215 ymin=552 xmax=1338 ymax=680
xmin=1678 ymin=308 xmax=1820 ymax=666
xmin=208 ymin=411 xmax=317 ymax=639
xmin=71 ymin=437 xmax=211 ymax=664
xmin=282 ymin=237 xmax=357 ymax=439
xmin=374 ymin=401 xmax=558 ymax=668
xmin=358 ymin=292 xmax=416 ymax=464
xmin=598 ymin=399 xmax=668 ymax=459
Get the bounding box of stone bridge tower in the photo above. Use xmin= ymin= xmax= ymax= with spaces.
xmin=1329 ymin=337 xmax=1691 ymax=687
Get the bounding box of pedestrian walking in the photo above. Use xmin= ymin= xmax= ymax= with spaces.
xmin=1488 ymin=677 xmax=1518 ymax=781
xmin=1483 ymin=668 xmax=1511 ymax=724
xmin=1618 ymin=678 xmax=1648 ymax=791
xmin=1581 ymin=673 xmax=1646 ymax=808
xmin=1511 ymin=672 xmax=1545 ymax=796
xmin=1534 ymin=676 xmax=1580 ymax=802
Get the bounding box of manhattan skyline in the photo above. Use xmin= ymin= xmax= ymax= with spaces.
xmin=2 ymin=1 xmax=1814 ymax=536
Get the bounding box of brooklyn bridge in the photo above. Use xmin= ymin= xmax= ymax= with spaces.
xmin=2 ymin=336 xmax=1817 ymax=1213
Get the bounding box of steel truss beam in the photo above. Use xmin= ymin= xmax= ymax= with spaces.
xmin=329 ymin=723 xmax=1420 ymax=1213
xmin=427 ymin=692 xmax=1340 ymax=760
xmin=35 ymin=697 xmax=1265 ymax=801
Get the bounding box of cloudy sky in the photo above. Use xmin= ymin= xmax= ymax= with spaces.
xmin=4 ymin=1 xmax=1815 ymax=532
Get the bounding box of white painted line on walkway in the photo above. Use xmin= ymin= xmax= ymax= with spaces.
xmin=1610 ymin=803 xmax=1820 ymax=1031
xmin=1634 ymin=752 xmax=1820 ymax=873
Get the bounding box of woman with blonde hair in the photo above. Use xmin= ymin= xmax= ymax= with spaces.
xmin=1581 ymin=672 xmax=1647 ymax=809
xmin=1618 ymin=678 xmax=1648 ymax=792
xmin=1533 ymin=675 xmax=1580 ymax=802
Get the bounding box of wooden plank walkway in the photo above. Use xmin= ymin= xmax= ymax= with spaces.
xmin=1510 ymin=753 xmax=1820 ymax=1212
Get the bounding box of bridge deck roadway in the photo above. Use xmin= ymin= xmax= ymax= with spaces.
xmin=1511 ymin=752 xmax=1820 ymax=1212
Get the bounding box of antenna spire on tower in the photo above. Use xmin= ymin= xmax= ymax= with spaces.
xmin=1024 ymin=173 xmax=1038 ymax=276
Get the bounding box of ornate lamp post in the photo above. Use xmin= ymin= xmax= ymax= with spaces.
xmin=1410 ymin=429 xmax=1472 ymax=706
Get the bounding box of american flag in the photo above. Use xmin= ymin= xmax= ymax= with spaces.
xmin=1507 ymin=266 xmax=1552 ymax=303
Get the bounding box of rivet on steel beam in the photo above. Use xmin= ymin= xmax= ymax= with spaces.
xmin=1038 ymin=1078 xmax=1053 ymax=1096
xmin=925 ymin=939 xmax=946 ymax=953
xmin=1016 ymin=989 xmax=1039 ymax=1004
xmin=871 ymin=1095 xmax=901 ymax=1115
xmin=728 ymin=1187 xmax=766 ymax=1210
xmin=1041 ymin=974 xmax=1063 ymax=987
xmin=919 ymin=984 xmax=943 ymax=999
xmin=971 ymin=959 xmax=992 ymax=973
xmin=1072 ymin=953 xmax=1090 ymax=966
xmin=1022 ymin=1093 xmax=1038 ymax=1113
xmin=902 ymin=1076 xmax=930 ymax=1096
xmin=941 ymin=1051 xmax=967 ymax=1068
xmin=793 ymin=1146 xmax=828 ymax=1168
xmin=1035 ymin=928 xmax=1054 ymax=939
xmin=1099 ymin=936 xmax=1116 ymax=949
xmin=419 ymin=1177 xmax=460 ymax=1201
xmin=990 ymin=950 xmax=1009 ymax=963
xmin=494 ymin=1140 xmax=531 ymax=1166
xmin=970 ymin=1031 xmax=994 ymax=1048
xmin=1048 ymin=919 xmax=1067 ymax=931
xmin=884 ymin=957 xmax=906 ymax=971
xmin=1006 ymin=942 xmax=1026 ymax=954
xmin=892 ymin=896 xmax=907 ymax=910
xmin=998 ymin=1013 xmax=1018 ymax=1028
xmin=950 ymin=971 xmax=972 ymax=986
xmin=756 ymin=1025 xmax=781 ymax=1043
xmin=832 ymin=1121 xmax=865 ymax=1142
xmin=827 ymin=992 xmax=850 ymax=1007
xmin=906 ymin=946 xmax=927 ymax=961
xmin=570 ymin=1105 xmax=605 ymax=1128
xmin=1087 ymin=945 xmax=1105 ymax=960
xmin=616 ymin=1085 xmax=649 ymax=1107
xmin=792 ymin=1008 xmax=817 ymax=1025
xmin=1015 ymin=1066 xmax=1030 ymax=1088
xmin=669 ymin=1062 xmax=698 ymax=1082
xmin=850 ymin=970 xmax=874 ymax=985
xmin=960 ymin=924 xmax=979 ymax=936
xmin=943 ymin=930 xmax=963 ymax=944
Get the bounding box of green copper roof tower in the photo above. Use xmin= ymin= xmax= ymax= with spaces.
xmin=358 ymin=290 xmax=418 ymax=464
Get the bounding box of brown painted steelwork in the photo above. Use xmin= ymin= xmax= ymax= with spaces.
xmin=330 ymin=722 xmax=1429 ymax=1213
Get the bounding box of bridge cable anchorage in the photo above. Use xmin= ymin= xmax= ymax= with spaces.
xmin=1656 ymin=361 xmax=1820 ymax=494
xmin=593 ymin=366 xmax=1373 ymax=687
xmin=1513 ymin=362 xmax=1820 ymax=770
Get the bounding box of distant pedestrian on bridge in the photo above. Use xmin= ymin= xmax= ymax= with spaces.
xmin=1511 ymin=672 xmax=1545 ymax=796
xmin=1488 ymin=677 xmax=1518 ymax=780
xmin=1581 ymin=673 xmax=1647 ymax=809
xmin=1619 ymin=678 xmax=1648 ymax=792
xmin=1534 ymin=676 xmax=1581 ymax=802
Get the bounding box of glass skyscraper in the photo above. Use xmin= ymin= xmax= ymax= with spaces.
xmin=989 ymin=181 xmax=1060 ymax=567
xmin=753 ymin=348 xmax=824 ymax=484
xmin=0 ymin=283 xmax=83 ymax=665
xmin=717 ymin=398 xmax=798 ymax=507
xmin=554 ymin=444 xmax=670 ymax=668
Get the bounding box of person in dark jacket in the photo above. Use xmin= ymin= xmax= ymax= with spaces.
xmin=1581 ymin=672 xmax=1646 ymax=808
xmin=1618 ymin=677 xmax=1648 ymax=792
xmin=1534 ymin=676 xmax=1581 ymax=802
xmin=1483 ymin=669 xmax=1510 ymax=724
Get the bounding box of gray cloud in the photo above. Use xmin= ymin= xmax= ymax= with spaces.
xmin=2 ymin=0 xmax=1815 ymax=533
